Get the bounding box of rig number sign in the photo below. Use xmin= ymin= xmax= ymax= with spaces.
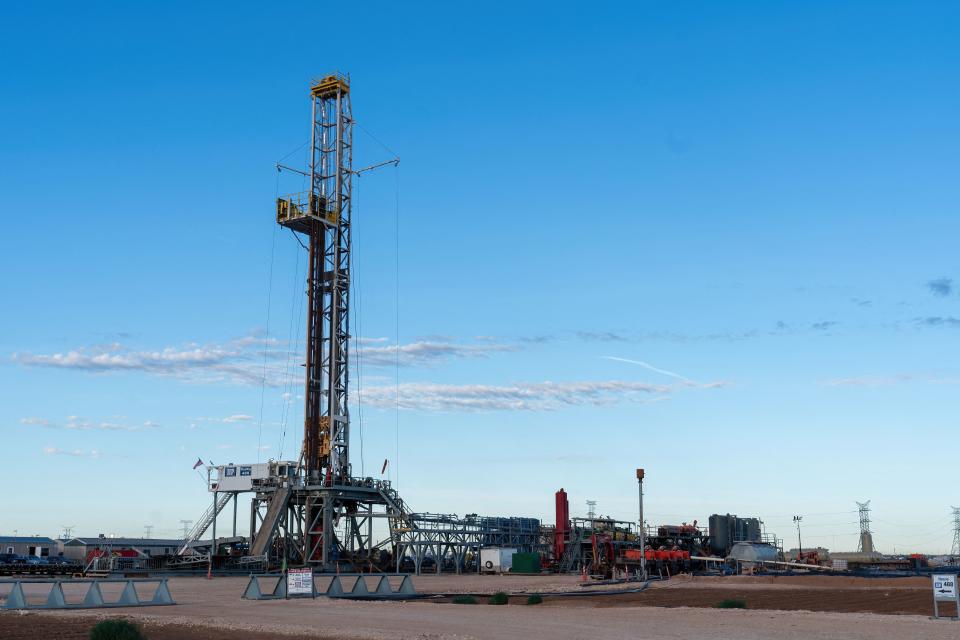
xmin=931 ymin=573 xmax=959 ymax=620
xmin=933 ymin=574 xmax=957 ymax=601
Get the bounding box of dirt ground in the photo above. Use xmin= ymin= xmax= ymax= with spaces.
xmin=2 ymin=573 xmax=958 ymax=639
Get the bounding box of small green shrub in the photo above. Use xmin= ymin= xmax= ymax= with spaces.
xmin=715 ymin=598 xmax=747 ymax=609
xmin=489 ymin=591 xmax=509 ymax=605
xmin=452 ymin=595 xmax=478 ymax=605
xmin=89 ymin=619 xmax=145 ymax=640
xmin=526 ymin=593 xmax=543 ymax=605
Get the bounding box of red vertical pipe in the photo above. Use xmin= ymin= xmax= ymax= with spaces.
xmin=555 ymin=488 xmax=569 ymax=561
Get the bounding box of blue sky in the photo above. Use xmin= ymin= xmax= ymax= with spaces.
xmin=2 ymin=1 xmax=959 ymax=553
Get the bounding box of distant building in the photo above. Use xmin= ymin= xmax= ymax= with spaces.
xmin=0 ymin=536 xmax=57 ymax=557
xmin=62 ymin=537 xmax=185 ymax=562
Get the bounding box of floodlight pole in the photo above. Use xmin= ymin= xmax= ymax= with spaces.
xmin=793 ymin=515 xmax=803 ymax=560
xmin=637 ymin=468 xmax=646 ymax=580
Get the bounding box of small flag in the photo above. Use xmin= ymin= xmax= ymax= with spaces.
xmin=381 ymin=458 xmax=389 ymax=475
xmin=193 ymin=457 xmax=204 ymax=470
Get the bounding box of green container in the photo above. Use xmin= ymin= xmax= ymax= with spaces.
xmin=511 ymin=552 xmax=540 ymax=574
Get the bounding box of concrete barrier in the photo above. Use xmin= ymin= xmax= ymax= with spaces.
xmin=0 ymin=578 xmax=175 ymax=610
xmin=243 ymin=572 xmax=416 ymax=600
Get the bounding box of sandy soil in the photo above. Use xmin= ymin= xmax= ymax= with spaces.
xmin=1 ymin=574 xmax=957 ymax=640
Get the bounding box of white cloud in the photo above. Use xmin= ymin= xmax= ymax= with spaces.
xmin=360 ymin=378 xmax=727 ymax=412
xmin=43 ymin=447 xmax=101 ymax=458
xmin=357 ymin=340 xmax=517 ymax=367
xmin=20 ymin=417 xmax=52 ymax=427
xmin=193 ymin=414 xmax=255 ymax=425
xmin=823 ymin=374 xmax=960 ymax=387
xmin=21 ymin=416 xmax=158 ymax=432
xmin=13 ymin=334 xmax=517 ymax=385
xmin=12 ymin=334 xmax=288 ymax=386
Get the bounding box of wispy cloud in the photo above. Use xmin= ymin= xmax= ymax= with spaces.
xmin=361 ymin=378 xmax=727 ymax=412
xmin=20 ymin=417 xmax=52 ymax=427
xmin=14 ymin=334 xmax=520 ymax=384
xmin=822 ymin=373 xmax=960 ymax=387
xmin=12 ymin=333 xmax=284 ymax=386
xmin=811 ymin=321 xmax=838 ymax=331
xmin=576 ymin=331 xmax=631 ymax=343
xmin=918 ymin=316 xmax=960 ymax=328
xmin=193 ymin=414 xmax=254 ymax=424
xmin=21 ymin=416 xmax=158 ymax=431
xmin=927 ymin=277 xmax=953 ymax=297
xmin=42 ymin=447 xmax=101 ymax=458
xmin=601 ymin=356 xmax=695 ymax=383
xmin=357 ymin=340 xmax=517 ymax=367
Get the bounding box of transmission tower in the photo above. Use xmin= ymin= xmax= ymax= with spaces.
xmin=60 ymin=525 xmax=74 ymax=540
xmin=950 ymin=506 xmax=960 ymax=557
xmin=144 ymin=525 xmax=154 ymax=539
xmin=179 ymin=520 xmax=192 ymax=539
xmin=856 ymin=500 xmax=874 ymax=553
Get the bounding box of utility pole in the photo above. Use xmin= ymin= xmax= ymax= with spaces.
xmin=793 ymin=515 xmax=803 ymax=560
xmin=637 ymin=468 xmax=646 ymax=580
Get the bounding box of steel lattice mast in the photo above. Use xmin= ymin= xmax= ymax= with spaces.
xmin=268 ymin=73 xmax=409 ymax=570
xmin=279 ymin=73 xmax=353 ymax=484
xmin=308 ymin=73 xmax=353 ymax=484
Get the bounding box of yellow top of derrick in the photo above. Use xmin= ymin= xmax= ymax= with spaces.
xmin=311 ymin=73 xmax=350 ymax=98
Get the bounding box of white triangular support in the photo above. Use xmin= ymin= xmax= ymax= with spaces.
xmin=151 ymin=579 xmax=175 ymax=605
xmin=350 ymin=576 xmax=370 ymax=597
xmin=83 ymin=582 xmax=105 ymax=607
xmin=326 ymin=576 xmax=344 ymax=596
xmin=397 ymin=575 xmax=416 ymax=595
xmin=243 ymin=575 xmax=263 ymax=600
xmin=45 ymin=582 xmax=67 ymax=608
xmin=118 ymin=581 xmax=140 ymax=605
xmin=375 ymin=576 xmax=393 ymax=595
xmin=5 ymin=582 xmax=27 ymax=609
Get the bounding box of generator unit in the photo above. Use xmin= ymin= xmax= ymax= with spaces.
xmin=480 ymin=547 xmax=518 ymax=573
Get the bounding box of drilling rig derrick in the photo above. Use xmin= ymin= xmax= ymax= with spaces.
xmin=243 ymin=73 xmax=407 ymax=572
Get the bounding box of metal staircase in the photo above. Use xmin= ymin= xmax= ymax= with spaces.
xmin=177 ymin=492 xmax=234 ymax=555
xmin=378 ymin=485 xmax=419 ymax=534
xmin=559 ymin=527 xmax=587 ymax=573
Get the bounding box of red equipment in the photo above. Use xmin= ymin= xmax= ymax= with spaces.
xmin=555 ymin=489 xmax=570 ymax=561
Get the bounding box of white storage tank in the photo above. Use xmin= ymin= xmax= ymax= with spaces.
xmin=727 ymin=542 xmax=779 ymax=564
xmin=480 ymin=547 xmax=518 ymax=573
